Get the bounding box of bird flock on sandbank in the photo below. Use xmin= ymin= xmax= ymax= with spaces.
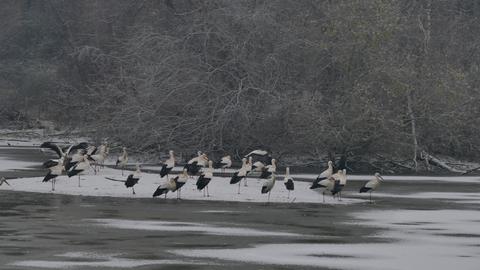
xmin=32 ymin=141 xmax=384 ymax=203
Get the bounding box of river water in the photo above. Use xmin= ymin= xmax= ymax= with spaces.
xmin=0 ymin=146 xmax=479 ymax=269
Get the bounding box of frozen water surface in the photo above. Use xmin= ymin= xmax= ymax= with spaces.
xmin=90 ymin=218 xmax=304 ymax=237
xmin=1 ymin=146 xmax=480 ymax=269
xmin=173 ymin=209 xmax=480 ymax=269
xmin=11 ymin=252 xmax=208 ymax=268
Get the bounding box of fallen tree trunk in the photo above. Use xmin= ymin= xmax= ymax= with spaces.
xmin=462 ymin=166 xmax=480 ymax=175
xmin=420 ymin=151 xmax=465 ymax=174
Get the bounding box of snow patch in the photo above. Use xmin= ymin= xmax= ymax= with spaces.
xmin=2 ymin=167 xmax=363 ymax=205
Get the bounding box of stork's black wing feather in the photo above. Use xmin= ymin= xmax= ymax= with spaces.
xmin=153 ymin=187 xmax=169 ymax=197
xmin=196 ymin=174 xmax=211 ymax=190
xmin=259 ymin=168 xmax=272 ymax=179
xmin=125 ymin=175 xmax=139 ymax=188
xmin=43 ymin=172 xmax=57 ymax=182
xmin=104 ymin=177 xmax=126 ymax=183
xmin=40 ymin=142 xmax=63 ymax=158
xmin=247 ymin=153 xmax=272 ymax=165
xmin=43 ymin=160 xmax=59 ymax=168
xmin=63 ymin=142 xmax=89 ymax=156
xmin=284 ymin=179 xmax=294 ymax=191
xmin=185 ymin=162 xmax=200 ymax=175
xmin=337 ymin=153 xmax=348 ymax=171
xmin=87 ymin=146 xmax=98 ymax=156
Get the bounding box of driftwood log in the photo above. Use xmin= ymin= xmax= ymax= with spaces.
xmin=462 ymin=166 xmax=480 ymax=175
xmin=420 ymin=151 xmax=465 ymax=174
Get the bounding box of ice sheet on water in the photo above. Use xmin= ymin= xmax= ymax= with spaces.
xmin=11 ymin=251 xmax=208 ymax=268
xmin=198 ymin=210 xmax=244 ymax=213
xmin=292 ymin=174 xmax=480 ymax=183
xmin=0 ymin=157 xmax=37 ymax=171
xmin=171 ymin=209 xmax=480 ymax=270
xmin=173 ymin=241 xmax=479 ymax=270
xmin=352 ymin=209 xmax=480 ymax=237
xmin=360 ymin=192 xmax=480 ymax=204
xmin=89 ymin=218 xmax=303 ymax=237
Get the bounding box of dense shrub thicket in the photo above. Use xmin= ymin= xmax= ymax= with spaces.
xmin=1 ymin=0 xmax=479 ymax=170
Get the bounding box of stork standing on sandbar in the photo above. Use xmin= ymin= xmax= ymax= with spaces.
xmin=196 ymin=160 xmax=214 ymax=197
xmin=89 ymin=144 xmax=108 ymax=174
xmin=331 ymin=169 xmax=347 ymax=201
xmin=230 ymin=158 xmax=248 ymax=194
xmin=172 ymin=168 xmax=189 ymax=199
xmin=283 ymin=167 xmax=294 ymax=199
xmin=125 ymin=164 xmax=141 ymax=195
xmin=310 ymin=161 xmax=333 ymax=189
xmin=160 ymin=150 xmax=175 ymax=179
xmin=244 ymin=156 xmax=253 ymax=187
xmin=42 ymin=157 xmax=65 ymax=191
xmin=360 ymin=172 xmax=384 ymax=203
xmin=67 ymin=155 xmax=91 ymax=187
xmin=261 ymin=173 xmax=276 ymax=203
xmin=246 ymin=150 xmax=272 ymax=173
xmin=185 ymin=152 xmax=208 ymax=177
xmin=219 ymin=155 xmax=232 ymax=172
xmin=316 ymin=176 xmax=335 ymax=203
xmin=153 ymin=177 xmax=176 ymax=198
xmin=259 ymin=159 xmax=276 ymax=179
xmin=116 ymin=147 xmax=128 ymax=176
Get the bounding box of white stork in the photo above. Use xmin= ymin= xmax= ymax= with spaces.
xmin=65 ymin=148 xmax=87 ymax=172
xmin=360 ymin=172 xmax=384 ymax=203
xmin=196 ymin=160 xmax=214 ymax=197
xmin=245 ymin=149 xmax=272 ymax=172
xmin=40 ymin=141 xmax=88 ymax=160
xmin=89 ymin=144 xmax=108 ymax=174
xmin=160 ymin=150 xmax=175 ymax=179
xmin=331 ymin=169 xmax=347 ymax=200
xmin=172 ymin=168 xmax=189 ymax=199
xmin=259 ymin=159 xmax=276 ymax=179
xmin=230 ymin=158 xmax=248 ymax=194
xmin=153 ymin=177 xmax=176 ymax=198
xmin=261 ymin=173 xmax=276 ymax=203
xmin=245 ymin=149 xmax=269 ymax=157
xmin=42 ymin=157 xmax=65 ymax=191
xmin=314 ymin=176 xmax=335 ymax=203
xmin=185 ymin=152 xmax=208 ymax=176
xmin=244 ymin=156 xmax=253 ymax=186
xmin=219 ymin=155 xmax=232 ymax=172
xmin=310 ymin=160 xmax=333 ymax=189
xmin=115 ymin=147 xmax=128 ymax=175
xmin=251 ymin=160 xmax=266 ymax=172
xmin=67 ymin=155 xmax=91 ymax=187
xmin=125 ymin=164 xmax=141 ymax=195
xmin=283 ymin=167 xmax=294 ymax=199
